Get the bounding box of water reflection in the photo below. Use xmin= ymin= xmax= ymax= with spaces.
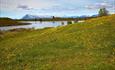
xmin=0 ymin=21 xmax=67 ymax=31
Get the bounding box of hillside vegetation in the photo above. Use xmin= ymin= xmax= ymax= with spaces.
xmin=0 ymin=14 xmax=115 ymax=70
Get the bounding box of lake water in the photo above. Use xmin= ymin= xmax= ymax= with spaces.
xmin=0 ymin=21 xmax=68 ymax=31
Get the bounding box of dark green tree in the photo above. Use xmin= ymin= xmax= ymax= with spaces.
xmin=99 ymin=8 xmax=108 ymax=17
xmin=52 ymin=16 xmax=55 ymax=19
xmin=67 ymin=21 xmax=72 ymax=25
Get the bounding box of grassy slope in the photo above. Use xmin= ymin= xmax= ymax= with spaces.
xmin=0 ymin=15 xmax=115 ymax=70
xmin=0 ymin=18 xmax=29 ymax=27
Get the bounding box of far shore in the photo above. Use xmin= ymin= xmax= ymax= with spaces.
xmin=0 ymin=23 xmax=30 ymax=27
xmin=0 ymin=18 xmax=31 ymax=27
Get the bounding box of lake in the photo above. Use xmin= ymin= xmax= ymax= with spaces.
xmin=0 ymin=21 xmax=68 ymax=31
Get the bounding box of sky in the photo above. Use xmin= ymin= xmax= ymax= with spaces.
xmin=0 ymin=0 xmax=115 ymax=19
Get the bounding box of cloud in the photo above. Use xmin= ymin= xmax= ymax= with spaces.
xmin=85 ymin=2 xmax=114 ymax=9
xmin=40 ymin=5 xmax=79 ymax=12
xmin=17 ymin=5 xmax=34 ymax=10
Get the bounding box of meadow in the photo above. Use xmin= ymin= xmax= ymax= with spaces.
xmin=0 ymin=14 xmax=115 ymax=70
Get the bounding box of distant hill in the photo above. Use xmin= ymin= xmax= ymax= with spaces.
xmin=22 ymin=14 xmax=52 ymax=20
xmin=21 ymin=14 xmax=99 ymax=21
xmin=0 ymin=18 xmax=13 ymax=20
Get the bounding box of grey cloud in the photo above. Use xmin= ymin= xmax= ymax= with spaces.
xmin=85 ymin=2 xmax=114 ymax=9
xmin=17 ymin=5 xmax=34 ymax=10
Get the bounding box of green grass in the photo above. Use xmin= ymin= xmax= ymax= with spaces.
xmin=0 ymin=14 xmax=115 ymax=70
